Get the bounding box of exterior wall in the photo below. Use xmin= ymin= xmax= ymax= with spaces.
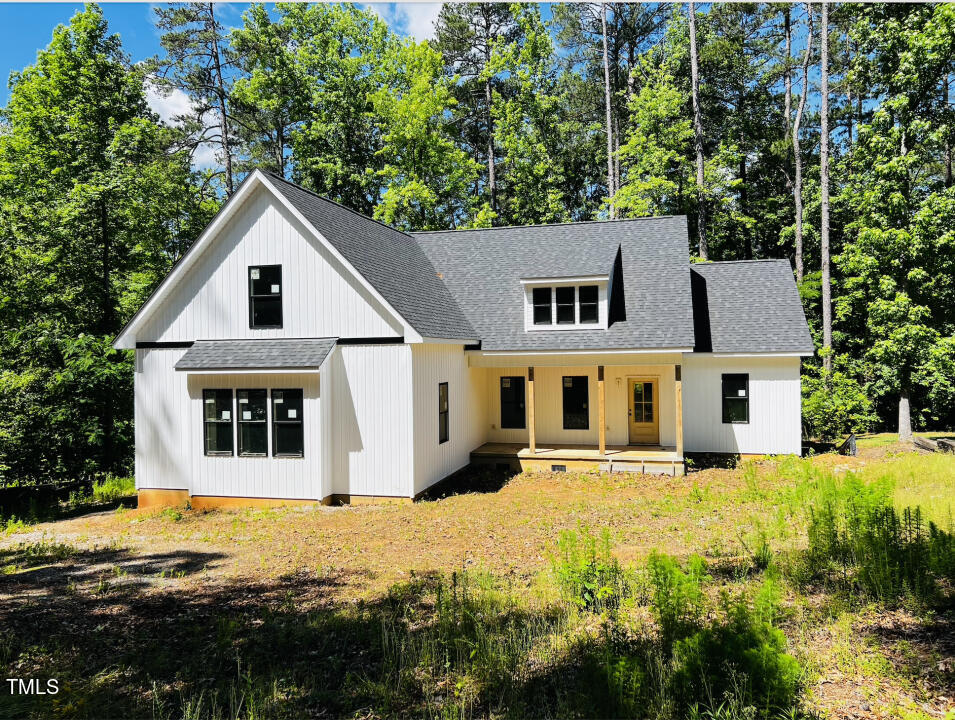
xmin=139 ymin=185 xmax=403 ymax=342
xmin=481 ymin=363 xmax=677 ymax=447
xmin=410 ymin=344 xmax=483 ymax=495
xmin=682 ymin=355 xmax=802 ymax=455
xmin=135 ymin=348 xmax=324 ymax=499
xmin=326 ymin=344 xmax=414 ymax=498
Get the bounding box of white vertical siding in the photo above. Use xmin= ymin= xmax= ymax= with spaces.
xmin=410 ymin=345 xmax=477 ymax=495
xmin=139 ymin=185 xmax=403 ymax=342
xmin=329 ymin=344 xmax=414 ymax=498
xmin=682 ymin=355 xmax=802 ymax=455
xmin=185 ymin=372 xmax=322 ymax=499
xmin=135 ymin=348 xmax=191 ymax=490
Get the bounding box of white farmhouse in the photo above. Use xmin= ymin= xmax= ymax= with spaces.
xmin=114 ymin=170 xmax=813 ymax=508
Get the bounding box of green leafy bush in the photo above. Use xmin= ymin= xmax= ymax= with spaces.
xmin=92 ymin=475 xmax=135 ymax=503
xmin=551 ymin=526 xmax=626 ymax=611
xmin=801 ymin=359 xmax=877 ymax=441
xmin=646 ymin=551 xmax=709 ymax=646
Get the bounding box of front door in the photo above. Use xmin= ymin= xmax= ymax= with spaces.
xmin=628 ymin=378 xmax=659 ymax=445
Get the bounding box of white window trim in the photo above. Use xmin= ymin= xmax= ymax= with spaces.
xmin=523 ymin=279 xmax=609 ymax=331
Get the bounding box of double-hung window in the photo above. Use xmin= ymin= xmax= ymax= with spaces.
xmin=237 ymin=389 xmax=269 ymax=456
xmin=721 ymin=374 xmax=749 ymax=424
xmin=555 ymin=287 xmax=576 ymax=324
xmin=272 ymin=389 xmax=304 ymax=457
xmin=203 ymin=389 xmax=234 ymax=455
xmin=562 ymin=376 xmax=589 ymax=430
xmin=500 ymin=376 xmax=526 ymax=429
xmin=249 ymin=265 xmax=282 ymax=328
xmin=438 ymin=383 xmax=449 ymax=444
xmin=578 ymin=285 xmax=598 ymax=324
xmin=532 ymin=288 xmax=552 ymax=325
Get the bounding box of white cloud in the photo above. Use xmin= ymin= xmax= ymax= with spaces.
xmin=366 ymin=2 xmax=443 ymax=41
xmin=145 ymin=82 xmax=220 ymax=171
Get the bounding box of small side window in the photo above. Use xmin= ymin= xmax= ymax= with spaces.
xmin=249 ymin=265 xmax=282 ymax=328
xmin=203 ymin=389 xmax=234 ymax=456
xmin=438 ymin=383 xmax=449 ymax=444
xmin=721 ymin=374 xmax=749 ymax=424
xmin=532 ymin=287 xmax=552 ymax=325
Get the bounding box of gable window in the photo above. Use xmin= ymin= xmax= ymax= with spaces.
xmin=500 ymin=376 xmax=526 ymax=429
xmin=579 ymin=285 xmax=598 ymax=324
xmin=721 ymin=374 xmax=749 ymax=424
xmin=532 ymin=288 xmax=552 ymax=325
xmin=556 ymin=287 xmax=576 ymax=324
xmin=203 ymin=389 xmax=234 ymax=456
xmin=249 ymin=265 xmax=282 ymax=328
xmin=272 ymin=389 xmax=304 ymax=457
xmin=438 ymin=382 xmax=449 ymax=444
xmin=237 ymin=389 xmax=268 ymax=455
xmin=562 ymin=376 xmax=589 ymax=430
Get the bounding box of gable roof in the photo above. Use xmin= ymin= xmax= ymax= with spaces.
xmin=175 ymin=338 xmax=337 ymax=371
xmin=113 ymin=171 xmax=476 ymax=348
xmin=413 ymin=217 xmax=696 ymax=352
xmin=263 ymin=173 xmax=476 ymax=341
xmin=690 ymin=260 xmax=814 ymax=354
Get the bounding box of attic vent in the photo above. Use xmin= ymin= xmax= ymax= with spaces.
xmin=551 ymin=464 xmax=567 ymax=472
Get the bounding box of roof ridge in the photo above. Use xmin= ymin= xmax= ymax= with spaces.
xmin=259 ymin=170 xmax=417 ymax=241
xmin=411 ymin=214 xmax=684 ymax=235
xmin=694 ymin=259 xmax=790 ymax=265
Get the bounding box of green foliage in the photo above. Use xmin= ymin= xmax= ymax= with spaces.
xmin=551 ymin=525 xmax=626 ymax=611
xmin=801 ymin=356 xmax=877 ymax=440
xmin=92 ymin=475 xmax=136 ymax=503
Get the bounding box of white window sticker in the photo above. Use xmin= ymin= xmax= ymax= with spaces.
xmin=221 ymin=410 xmax=231 ymax=420
xmin=271 ymin=284 xmax=280 ymax=293
xmin=239 ymin=397 xmax=248 ymax=404
xmin=287 ymin=409 xmax=297 ymax=419
xmin=250 ymin=268 xmax=260 ymax=280
xmin=205 ymin=398 xmax=214 ymax=404
xmin=738 ymin=389 xmax=746 ymax=397
xmin=243 ymin=411 xmax=252 ymax=420
xmin=502 ymin=378 xmax=510 ymax=388
xmin=563 ymin=378 xmax=572 ymax=388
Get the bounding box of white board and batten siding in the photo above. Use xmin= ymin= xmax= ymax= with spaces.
xmin=410 ymin=344 xmax=485 ymax=496
xmin=135 ymin=347 xmax=324 ymax=499
xmin=138 ymin=184 xmax=403 ymax=343
xmin=681 ymin=355 xmax=802 ymax=455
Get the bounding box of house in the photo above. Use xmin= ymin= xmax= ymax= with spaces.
xmin=113 ymin=170 xmax=814 ymax=509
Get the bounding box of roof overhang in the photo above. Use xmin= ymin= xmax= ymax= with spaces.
xmin=519 ymin=275 xmax=609 ymax=285
xmin=174 ymin=338 xmax=337 ymax=373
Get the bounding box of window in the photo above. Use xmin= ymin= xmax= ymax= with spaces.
xmin=556 ymin=286 xmax=576 ymax=324
xmin=249 ymin=265 xmax=282 ymax=328
xmin=579 ymin=285 xmax=598 ymax=324
xmin=532 ymin=287 xmax=552 ymax=325
xmin=632 ymin=381 xmax=654 ymax=422
xmin=500 ymin=376 xmax=526 ymax=429
xmin=237 ymin=389 xmax=268 ymax=455
xmin=722 ymin=374 xmax=749 ymax=424
xmin=272 ymin=389 xmax=304 ymax=457
xmin=203 ymin=389 xmax=234 ymax=455
xmin=562 ymin=376 xmax=589 ymax=430
xmin=438 ymin=382 xmax=449 ymax=444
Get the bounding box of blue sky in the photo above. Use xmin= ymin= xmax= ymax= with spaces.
xmin=0 ymin=2 xmax=444 ymax=108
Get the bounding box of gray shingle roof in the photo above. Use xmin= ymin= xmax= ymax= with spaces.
xmin=690 ymin=260 xmax=814 ymax=353
xmin=413 ymin=217 xmax=696 ymax=351
xmin=264 ymin=173 xmax=477 ymax=340
xmin=175 ymin=338 xmax=337 ymax=370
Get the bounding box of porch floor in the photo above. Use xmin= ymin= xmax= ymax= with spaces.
xmin=471 ymin=442 xmax=684 ymax=475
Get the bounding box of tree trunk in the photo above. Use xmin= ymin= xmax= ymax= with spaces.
xmin=485 ymin=76 xmax=497 ymax=214
xmin=898 ymin=391 xmax=913 ymax=443
xmin=689 ymin=1 xmax=707 ymax=259
xmin=947 ymin=75 xmax=953 ymax=187
xmin=792 ymin=5 xmax=813 ymax=284
xmin=783 ymin=7 xmax=792 ymax=138
xmin=208 ymin=3 xmax=234 ymax=195
xmin=601 ymin=3 xmax=615 ymax=218
xmin=820 ymin=2 xmax=832 ymax=371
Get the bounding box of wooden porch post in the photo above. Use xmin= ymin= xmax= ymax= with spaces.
xmin=675 ymin=364 xmax=684 ymax=458
xmin=598 ymin=366 xmax=606 ymax=455
xmin=527 ymin=366 xmax=536 ymax=454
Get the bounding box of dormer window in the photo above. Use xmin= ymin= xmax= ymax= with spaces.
xmin=249 ymin=265 xmax=282 ymax=328
xmin=522 ymin=277 xmax=609 ymax=331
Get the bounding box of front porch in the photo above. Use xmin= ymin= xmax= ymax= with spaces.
xmin=471 ymin=442 xmax=685 ymax=476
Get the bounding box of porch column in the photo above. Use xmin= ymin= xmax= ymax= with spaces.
xmin=597 ymin=366 xmax=606 ymax=455
xmin=675 ymin=364 xmax=684 ymax=457
xmin=527 ymin=366 xmax=536 ymax=454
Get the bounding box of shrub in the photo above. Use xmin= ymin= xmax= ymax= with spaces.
xmin=551 ymin=526 xmax=626 ymax=611
xmin=646 ymin=552 xmax=709 ymax=646
xmin=92 ymin=475 xmax=135 ymax=503
xmin=801 ymin=359 xmax=876 ymax=441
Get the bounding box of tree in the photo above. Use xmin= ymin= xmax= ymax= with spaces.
xmin=820 ymin=2 xmax=832 ymax=371
xmin=0 ymin=6 xmax=215 ymax=483
xmin=792 ymin=5 xmax=812 ymax=284
xmin=688 ymin=1 xmax=707 ymax=258
xmin=152 ymin=3 xmax=238 ymax=194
